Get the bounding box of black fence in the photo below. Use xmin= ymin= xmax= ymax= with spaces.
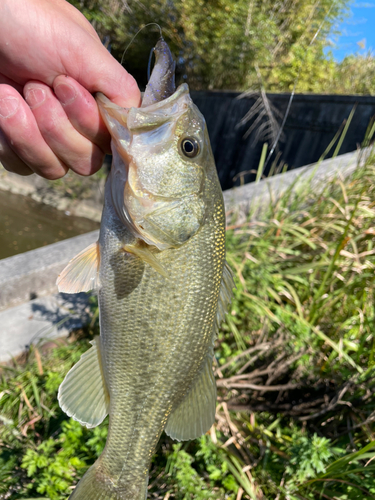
xmin=191 ymin=91 xmax=375 ymax=191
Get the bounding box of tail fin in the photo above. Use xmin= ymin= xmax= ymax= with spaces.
xmin=69 ymin=461 xmax=148 ymax=500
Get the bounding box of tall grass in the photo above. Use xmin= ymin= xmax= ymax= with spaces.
xmin=2 ymin=150 xmax=375 ymax=499
xmin=215 ymin=150 xmax=375 ymax=499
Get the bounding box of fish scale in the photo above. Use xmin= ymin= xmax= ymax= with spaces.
xmin=56 ymin=37 xmax=232 ymax=500
xmin=88 ymin=181 xmax=225 ymax=498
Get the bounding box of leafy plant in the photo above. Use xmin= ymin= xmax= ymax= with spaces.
xmin=2 ymin=151 xmax=375 ymax=499
xmin=67 ymin=0 xmax=349 ymax=93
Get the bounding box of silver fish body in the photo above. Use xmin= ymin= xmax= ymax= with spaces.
xmin=56 ymin=39 xmax=233 ymax=500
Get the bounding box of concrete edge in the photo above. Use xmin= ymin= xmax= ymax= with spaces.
xmin=0 ymin=149 xmax=367 ymax=362
xmin=0 ymin=168 xmax=103 ymax=222
xmin=223 ymin=149 xmax=364 ymax=215
xmin=0 ymin=230 xmax=99 ymax=311
xmin=1 ymin=150 xmax=364 ymax=312
xmin=0 ymin=292 xmax=92 ymax=362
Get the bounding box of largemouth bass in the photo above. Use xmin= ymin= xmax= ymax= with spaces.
xmin=56 ymin=37 xmax=234 ymax=500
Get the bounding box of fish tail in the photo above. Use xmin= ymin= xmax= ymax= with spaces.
xmin=69 ymin=461 xmax=148 ymax=500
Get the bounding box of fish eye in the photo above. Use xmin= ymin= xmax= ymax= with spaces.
xmin=180 ymin=137 xmax=200 ymax=158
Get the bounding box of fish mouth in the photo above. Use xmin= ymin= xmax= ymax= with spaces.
xmin=96 ymin=84 xmax=189 ymax=132
xmin=97 ymin=84 xmax=205 ymax=250
xmin=95 ymin=37 xmax=202 ymax=250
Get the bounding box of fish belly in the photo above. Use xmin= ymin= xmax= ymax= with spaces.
xmin=90 ymin=196 xmax=225 ymax=496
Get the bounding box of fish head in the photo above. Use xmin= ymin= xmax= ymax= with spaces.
xmin=97 ymin=84 xmax=211 ymax=250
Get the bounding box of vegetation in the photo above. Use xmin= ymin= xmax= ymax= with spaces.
xmin=326 ymin=52 xmax=375 ymax=96
xmin=2 ymin=141 xmax=375 ymax=498
xmin=2 ymin=3 xmax=375 ymax=498
xmin=66 ymin=0 xmax=375 ymax=95
xmin=67 ymin=0 xmax=348 ymax=92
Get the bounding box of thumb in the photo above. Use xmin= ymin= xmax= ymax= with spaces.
xmin=54 ymin=0 xmax=142 ymax=108
xmin=73 ymin=42 xmax=142 ymax=108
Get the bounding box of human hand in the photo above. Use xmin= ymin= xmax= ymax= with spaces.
xmin=0 ymin=0 xmax=141 ymax=179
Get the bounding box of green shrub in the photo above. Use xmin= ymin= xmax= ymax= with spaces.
xmin=2 ymin=154 xmax=375 ymax=499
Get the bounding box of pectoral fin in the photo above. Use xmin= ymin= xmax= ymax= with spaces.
xmin=164 ymin=352 xmax=217 ymax=441
xmin=123 ymin=242 xmax=168 ymax=278
xmin=56 ymin=242 xmax=100 ymax=293
xmin=58 ymin=338 xmax=109 ymax=429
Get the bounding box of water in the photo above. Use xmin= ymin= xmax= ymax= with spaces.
xmin=0 ymin=190 xmax=100 ymax=260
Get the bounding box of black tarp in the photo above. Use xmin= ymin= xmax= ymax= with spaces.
xmin=191 ymin=91 xmax=375 ymax=190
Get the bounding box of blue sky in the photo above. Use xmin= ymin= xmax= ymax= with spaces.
xmin=330 ymin=2 xmax=375 ymax=60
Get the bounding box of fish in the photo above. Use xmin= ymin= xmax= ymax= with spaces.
xmin=56 ymin=37 xmax=234 ymax=500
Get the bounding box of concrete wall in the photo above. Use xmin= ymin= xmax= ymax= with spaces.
xmin=0 ymin=230 xmax=99 ymax=311
xmin=0 ymin=166 xmax=104 ymax=222
xmin=0 ymin=293 xmax=92 ymax=363
xmin=0 ymin=231 xmax=99 ymax=363
xmin=0 ymin=149 xmax=366 ymax=362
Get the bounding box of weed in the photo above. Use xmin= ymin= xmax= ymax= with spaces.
xmin=2 ymin=153 xmax=375 ymax=499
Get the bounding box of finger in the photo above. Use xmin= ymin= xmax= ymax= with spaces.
xmin=59 ymin=40 xmax=142 ymax=109
xmin=0 ymin=130 xmax=33 ymax=176
xmin=0 ymin=73 xmax=23 ymax=93
xmin=86 ymin=52 xmax=142 ymax=108
xmin=24 ymin=81 xmax=105 ymax=176
xmin=0 ymin=84 xmax=68 ymax=179
xmin=53 ymin=75 xmax=111 ymax=154
xmin=0 ymin=0 xmax=141 ymax=108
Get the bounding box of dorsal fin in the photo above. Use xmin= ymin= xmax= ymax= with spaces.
xmin=164 ymin=348 xmax=216 ymax=441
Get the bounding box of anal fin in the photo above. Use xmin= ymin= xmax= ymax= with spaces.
xmin=58 ymin=338 xmax=109 ymax=429
xmin=56 ymin=241 xmax=100 ymax=293
xmin=164 ymin=353 xmax=217 ymax=441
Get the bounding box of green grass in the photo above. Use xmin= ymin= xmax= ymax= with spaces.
xmin=2 ymin=151 xmax=375 ymax=499
xmin=216 ymin=152 xmax=375 ymax=499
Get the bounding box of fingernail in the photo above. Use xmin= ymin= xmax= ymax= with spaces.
xmin=54 ymin=83 xmax=77 ymax=105
xmin=0 ymin=96 xmax=20 ymax=118
xmin=25 ymin=87 xmax=46 ymax=109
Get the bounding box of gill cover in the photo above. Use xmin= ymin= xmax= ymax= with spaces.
xmin=96 ymin=40 xmax=208 ymax=250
